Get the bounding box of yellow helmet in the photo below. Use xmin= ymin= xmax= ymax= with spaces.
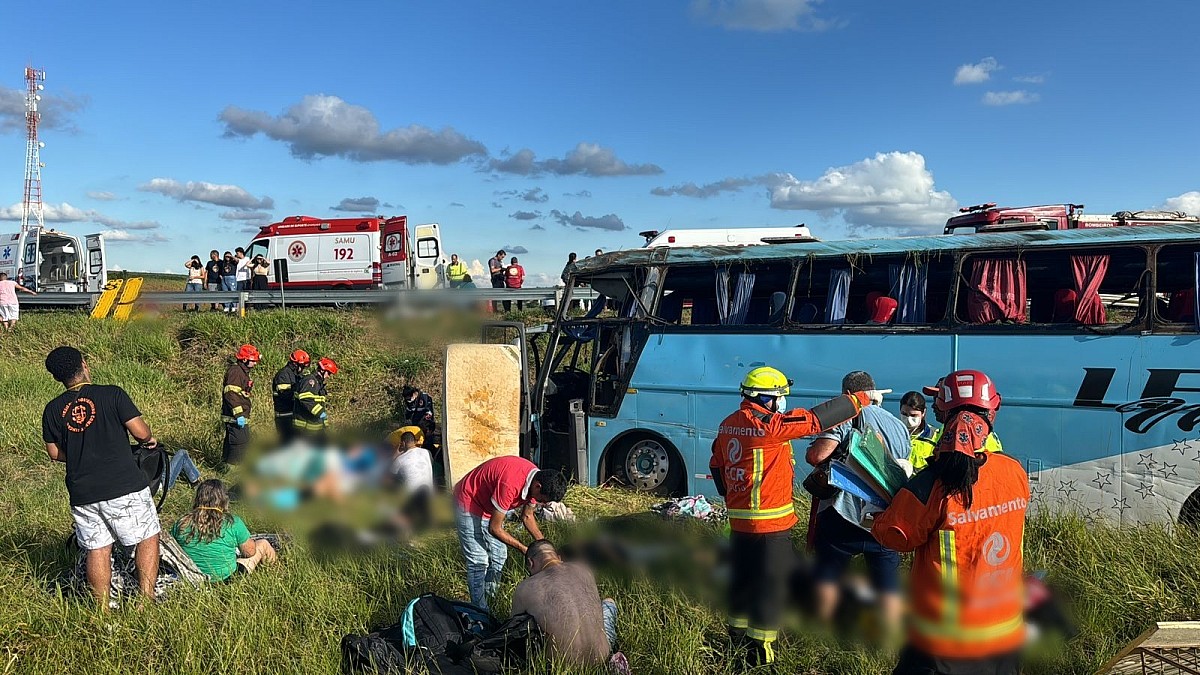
xmin=740 ymin=366 xmax=792 ymax=397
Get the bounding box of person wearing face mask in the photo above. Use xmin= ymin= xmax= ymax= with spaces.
xmin=900 ymin=391 xmax=940 ymax=470
xmin=710 ymin=366 xmax=886 ymax=668
xmin=908 ymin=381 xmax=1004 ymax=473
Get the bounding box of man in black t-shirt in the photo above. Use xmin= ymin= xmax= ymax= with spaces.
xmin=204 ymin=249 xmax=222 ymax=311
xmin=41 ymin=346 xmax=161 ymax=607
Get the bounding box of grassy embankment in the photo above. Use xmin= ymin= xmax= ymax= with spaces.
xmin=0 ymin=309 xmax=1198 ymax=674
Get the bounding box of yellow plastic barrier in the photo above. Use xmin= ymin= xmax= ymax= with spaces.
xmin=90 ymin=280 xmax=124 ymax=320
xmin=111 ymin=277 xmax=144 ymax=321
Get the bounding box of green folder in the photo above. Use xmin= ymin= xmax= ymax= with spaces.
xmin=847 ymin=426 xmax=907 ymax=497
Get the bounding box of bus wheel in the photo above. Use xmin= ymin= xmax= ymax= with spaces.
xmin=614 ymin=435 xmax=683 ymax=496
xmin=1180 ymin=487 xmax=1200 ymax=530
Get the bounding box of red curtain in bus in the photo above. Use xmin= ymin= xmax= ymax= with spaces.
xmin=968 ymin=258 xmax=1027 ymax=323
xmin=1071 ymin=254 xmax=1109 ymax=325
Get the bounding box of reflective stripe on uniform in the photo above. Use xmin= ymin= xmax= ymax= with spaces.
xmin=224 ymin=385 xmax=244 ymax=394
xmin=230 ymin=406 xmax=243 ymax=415
xmin=750 ymin=448 xmax=763 ymax=511
xmin=311 ymin=404 xmax=324 ymax=415
xmin=727 ymin=503 xmax=796 ymax=520
xmin=912 ymin=612 xmax=1023 ymax=641
xmin=297 ymin=392 xmax=325 ymax=401
xmin=293 ymin=419 xmax=327 ymax=430
xmin=727 ymin=617 xmax=749 ymax=629
xmin=275 ymin=384 xmax=292 ymax=391
xmin=221 ymin=416 xmax=244 ymax=424
xmin=939 ymin=530 xmax=958 ymax=626
xmin=275 ymin=412 xmax=293 ymax=418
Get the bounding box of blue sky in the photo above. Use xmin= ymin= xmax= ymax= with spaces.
xmin=1 ymin=0 xmax=1198 ymax=282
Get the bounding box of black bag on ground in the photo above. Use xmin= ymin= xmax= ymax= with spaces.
xmin=448 ymin=612 xmax=543 ymax=673
xmin=341 ymin=594 xmax=498 ymax=675
xmin=130 ymin=442 xmax=173 ymax=510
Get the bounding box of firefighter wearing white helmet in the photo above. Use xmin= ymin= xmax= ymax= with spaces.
xmin=710 ymin=365 xmax=887 ymax=667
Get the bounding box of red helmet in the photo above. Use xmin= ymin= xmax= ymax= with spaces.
xmin=235 ymin=344 xmax=261 ymax=363
xmin=289 ymin=349 xmax=311 ymax=366
xmin=932 ymin=369 xmax=1000 ymax=415
xmin=317 ymin=357 xmax=339 ymax=375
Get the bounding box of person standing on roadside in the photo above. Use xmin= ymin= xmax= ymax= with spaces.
xmin=205 ymin=250 xmax=222 ymax=311
xmin=234 ymin=247 xmax=252 ymax=292
xmin=41 ymin=346 xmax=161 ymax=608
xmin=222 ymin=344 xmax=260 ymax=465
xmin=872 ymin=370 xmax=1028 ymax=675
xmin=0 ymin=271 xmax=36 ymax=332
xmin=488 ymin=250 xmax=506 ymax=312
xmin=447 ymin=254 xmax=468 ymax=288
xmin=184 ymin=256 xmax=204 ymax=311
xmin=251 ymin=254 xmax=270 ymax=291
xmin=505 ymin=256 xmax=526 ymax=312
xmin=220 ymin=251 xmax=237 ymax=313
xmin=710 ymin=366 xmax=884 ymax=668
xmin=560 ymin=252 xmax=578 ymax=286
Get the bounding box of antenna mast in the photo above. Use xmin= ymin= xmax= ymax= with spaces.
xmin=21 ymin=66 xmax=46 ymax=234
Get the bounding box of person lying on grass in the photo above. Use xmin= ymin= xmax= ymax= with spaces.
xmin=171 ymin=479 xmax=277 ymax=581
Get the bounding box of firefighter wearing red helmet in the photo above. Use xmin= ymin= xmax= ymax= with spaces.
xmin=272 ymin=349 xmax=310 ymax=444
xmin=871 ymin=370 xmax=1029 ymax=675
xmin=221 ymin=344 xmax=260 ymax=464
xmin=293 ymin=357 xmax=338 ymax=441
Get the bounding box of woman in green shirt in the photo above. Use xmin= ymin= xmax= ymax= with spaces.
xmin=171 ymin=480 xmax=276 ymax=581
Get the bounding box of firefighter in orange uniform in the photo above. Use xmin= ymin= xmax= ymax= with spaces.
xmin=222 ymin=344 xmax=260 ymax=465
xmin=710 ymin=366 xmax=885 ymax=667
xmin=871 ymin=370 xmax=1028 ymax=675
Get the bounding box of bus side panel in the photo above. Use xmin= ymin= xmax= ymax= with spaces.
xmin=956 ymin=335 xmax=1133 ymax=521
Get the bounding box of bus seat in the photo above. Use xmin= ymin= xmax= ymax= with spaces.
xmin=691 ymin=298 xmax=718 ymax=325
xmin=794 ymin=302 xmax=820 ymax=324
xmin=867 ymin=296 xmax=898 ymax=324
xmin=768 ymin=292 xmax=787 ymax=323
xmin=1052 ymin=289 xmax=1078 ymax=323
xmin=658 ymin=294 xmax=684 ymax=324
xmin=1168 ymin=289 xmax=1195 ymax=322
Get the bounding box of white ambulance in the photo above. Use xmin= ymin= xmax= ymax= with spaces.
xmin=639 ymin=225 xmax=817 ymax=248
xmin=0 ymin=227 xmax=107 ymax=293
xmin=245 ymin=215 xmax=447 ymax=289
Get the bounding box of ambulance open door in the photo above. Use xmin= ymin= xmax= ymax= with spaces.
xmin=413 ymin=223 xmax=444 ymax=289
xmin=18 ymin=227 xmax=39 ymax=291
xmin=381 ymin=216 xmax=408 ymax=287
xmin=85 ymin=233 xmax=107 ymax=293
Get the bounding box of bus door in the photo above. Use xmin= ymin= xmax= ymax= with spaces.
xmin=413 ymin=223 xmax=443 ymax=289
xmin=84 ymin=233 xmax=107 ymax=293
xmin=534 ymin=324 xmax=594 ymax=482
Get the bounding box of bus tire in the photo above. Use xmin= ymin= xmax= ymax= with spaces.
xmin=610 ymin=434 xmax=684 ymax=496
xmin=1180 ymin=487 xmax=1200 ymax=530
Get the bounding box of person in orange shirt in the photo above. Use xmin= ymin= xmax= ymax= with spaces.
xmin=871 ymin=369 xmax=1028 ymax=675
xmin=710 ymin=366 xmax=887 ymax=667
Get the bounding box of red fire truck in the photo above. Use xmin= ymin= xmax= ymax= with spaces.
xmin=244 ymin=215 xmax=446 ymax=289
xmin=944 ymin=202 xmax=1200 ymax=235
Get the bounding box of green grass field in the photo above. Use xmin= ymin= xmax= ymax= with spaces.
xmin=1 ymin=310 xmax=1198 ymax=674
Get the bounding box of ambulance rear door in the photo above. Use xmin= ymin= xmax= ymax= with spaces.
xmin=0 ymin=232 xmax=21 ymax=281
xmin=84 ymin=233 xmax=107 ymax=292
xmin=413 ymin=222 xmax=444 ymax=289
xmin=381 ymin=216 xmax=408 ymax=287
xmin=19 ymin=227 xmax=39 ymax=291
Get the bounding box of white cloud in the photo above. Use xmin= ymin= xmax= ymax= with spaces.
xmin=139 ymin=178 xmax=274 ymax=210
xmin=651 ymin=177 xmax=762 ymax=198
xmin=1163 ymin=191 xmax=1200 ymax=215
xmin=954 ymin=57 xmax=1000 ymax=85
xmin=982 ymin=90 xmax=1039 ymax=106
xmin=689 ymin=0 xmax=836 ymax=32
xmin=528 ymin=273 xmax=559 ymax=288
xmin=104 ymin=229 xmax=168 ymax=244
xmin=769 ymin=151 xmax=957 ymax=231
xmin=0 ymin=86 xmax=87 ymax=134
xmin=490 ymin=143 xmax=662 ymax=177
xmin=220 ymin=94 xmax=488 ymax=165
xmin=550 ymin=210 xmax=627 ymax=231
xmin=468 ymin=259 xmax=486 ymax=279
xmin=87 ymin=191 xmax=118 ymax=201
xmin=0 ymin=201 xmax=162 ymax=230
xmin=1013 ymin=74 xmax=1047 ymax=84
xmin=330 ymin=196 xmax=380 ymax=213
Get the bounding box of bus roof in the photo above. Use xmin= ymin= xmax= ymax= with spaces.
xmin=576 ymin=222 xmax=1200 ymax=272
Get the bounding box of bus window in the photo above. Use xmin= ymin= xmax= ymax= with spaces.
xmin=958 ymin=248 xmax=1147 ymax=328
xmin=654 ymin=262 xmax=793 ymax=326
xmin=1154 ymin=244 xmax=1200 ymax=329
xmin=790 ymin=254 xmax=954 ymax=326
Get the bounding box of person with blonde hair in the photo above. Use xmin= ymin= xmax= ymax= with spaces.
xmin=171 ymin=479 xmax=275 ymax=581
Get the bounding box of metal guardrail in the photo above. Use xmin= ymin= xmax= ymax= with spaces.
xmin=17 ymin=287 xmax=600 ymax=309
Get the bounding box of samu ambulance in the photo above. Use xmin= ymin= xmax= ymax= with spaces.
xmin=245 ymin=215 xmax=447 ymax=289
xmin=0 ymin=227 xmax=108 ymax=293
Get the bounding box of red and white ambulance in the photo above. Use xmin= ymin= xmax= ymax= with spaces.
xmin=245 ymin=215 xmax=446 ymax=289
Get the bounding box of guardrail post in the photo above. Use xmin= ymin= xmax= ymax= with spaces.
xmin=239 ymin=292 xmax=248 ymax=318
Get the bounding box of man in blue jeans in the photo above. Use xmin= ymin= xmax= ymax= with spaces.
xmin=806 ymin=370 xmax=911 ymax=639
xmin=166 ymin=448 xmax=202 ymax=491
xmin=452 ymin=456 xmax=568 ymax=610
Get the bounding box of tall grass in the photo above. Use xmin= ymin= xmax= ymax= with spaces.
xmin=1 ymin=310 xmax=1198 ymax=673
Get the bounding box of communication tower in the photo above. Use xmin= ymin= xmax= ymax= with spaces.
xmin=21 ymin=66 xmax=46 ymax=234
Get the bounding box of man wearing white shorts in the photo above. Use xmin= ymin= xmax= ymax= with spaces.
xmin=42 ymin=346 xmax=161 ymax=607
xmin=0 ymin=271 xmax=36 ymax=331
